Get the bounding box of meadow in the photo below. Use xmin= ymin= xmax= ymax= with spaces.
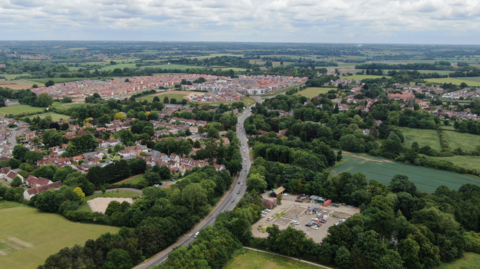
xmin=425 ymin=78 xmax=480 ymax=86
xmin=223 ymin=249 xmax=322 ymax=269
xmin=330 ymin=152 xmax=480 ymax=193
xmin=0 ymin=205 xmax=119 ymax=269
xmin=0 ymin=105 xmax=44 ymax=116
xmin=437 ymin=252 xmax=480 ymax=269
xmin=100 ymin=63 xmax=137 ymax=71
xmin=78 ymin=190 xmax=141 ymax=212
xmin=444 ymin=130 xmax=480 ymax=152
xmin=399 ymin=127 xmax=441 ymax=151
xmin=343 ymin=74 xmax=392 ymax=80
xmin=295 ymin=87 xmax=336 ymax=98
xmin=424 ymin=155 xmax=480 ymax=171
xmin=31 ymin=112 xmax=69 ymax=122
xmin=140 ymin=64 xmax=206 ymax=71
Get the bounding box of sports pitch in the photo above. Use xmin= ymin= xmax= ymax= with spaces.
xmin=0 ymin=205 xmax=119 ymax=269
xmin=330 ymin=152 xmax=480 ymax=193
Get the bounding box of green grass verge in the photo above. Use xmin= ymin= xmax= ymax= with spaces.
xmin=78 ymin=190 xmax=141 ymax=212
xmin=0 ymin=207 xmax=119 ymax=269
xmin=444 ymin=130 xmax=480 ymax=152
xmin=437 ymin=252 xmax=480 ymax=269
xmin=223 ymin=249 xmax=322 ymax=269
xmin=295 ymin=87 xmax=336 ymax=98
xmin=330 ymin=152 xmax=480 ymax=193
xmin=399 ymin=127 xmax=441 ymax=151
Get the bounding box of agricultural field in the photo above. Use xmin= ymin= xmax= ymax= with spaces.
xmin=0 ymin=206 xmax=119 ymax=269
xmin=112 ymin=174 xmax=144 ymax=185
xmin=295 ymin=87 xmax=336 ymax=98
xmin=1 ymin=73 xmax=31 ymax=80
xmin=444 ymin=130 xmax=480 ymax=152
xmin=0 ymin=79 xmax=36 ymax=90
xmin=330 ymin=152 xmax=480 ymax=193
xmin=140 ymin=64 xmax=206 ymax=71
xmin=423 ymin=155 xmax=480 ymax=171
xmin=0 ymin=105 xmax=45 ymax=116
xmin=223 ymin=249 xmax=321 ymax=269
xmin=425 ymin=78 xmax=480 ymax=86
xmin=100 ymin=63 xmax=137 ymax=71
xmin=343 ymin=74 xmax=392 ymax=80
xmin=135 ymin=90 xmax=195 ymax=103
xmin=399 ymin=127 xmax=441 ymax=151
xmin=78 ymin=190 xmax=140 ymax=212
xmin=437 ymin=252 xmax=480 ymax=269
xmin=32 ymin=77 xmax=113 ymax=84
xmin=186 ymin=53 xmax=242 ymax=60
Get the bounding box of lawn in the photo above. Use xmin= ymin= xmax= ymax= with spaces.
xmin=0 ymin=79 xmax=36 ymax=90
xmin=78 ymin=190 xmax=141 ymax=212
xmin=32 ymin=112 xmax=69 ymax=122
xmin=295 ymin=87 xmax=336 ymax=98
xmin=399 ymin=127 xmax=441 ymax=151
xmin=0 ymin=201 xmax=28 ymax=210
xmin=0 ymin=207 xmax=119 ymax=269
xmin=0 ymin=105 xmax=45 ymax=116
xmin=223 ymin=249 xmax=322 ymax=269
xmin=136 ymin=90 xmax=194 ymax=103
xmin=425 ymin=78 xmax=480 ymax=86
xmin=444 ymin=130 xmax=480 ymax=152
xmin=437 ymin=253 xmax=480 ymax=269
xmin=330 ymin=152 xmax=480 ymax=193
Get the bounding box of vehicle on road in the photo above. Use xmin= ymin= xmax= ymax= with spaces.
xmin=231 ymin=199 xmax=235 ymax=203
xmin=237 ymin=191 xmax=240 ymax=194
xmin=171 ymin=179 xmax=175 ymax=182
xmin=194 ymin=232 xmax=199 ymax=238
xmin=241 ymin=183 xmax=244 ymax=186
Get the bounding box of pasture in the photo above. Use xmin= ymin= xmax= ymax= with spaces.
xmin=0 ymin=206 xmax=119 ymax=269
xmin=444 ymin=130 xmax=480 ymax=152
xmin=0 ymin=105 xmax=44 ymax=116
xmin=0 ymin=79 xmax=36 ymax=90
xmin=425 ymin=78 xmax=480 ymax=86
xmin=330 ymin=152 xmax=480 ymax=193
xmin=343 ymin=74 xmax=392 ymax=80
xmin=437 ymin=252 xmax=480 ymax=269
xmin=295 ymin=87 xmax=336 ymax=98
xmin=100 ymin=63 xmax=137 ymax=71
xmin=78 ymin=190 xmax=140 ymax=212
xmin=223 ymin=249 xmax=321 ymax=269
xmin=399 ymin=127 xmax=441 ymax=151
xmin=424 ymin=155 xmax=480 ymax=171
xmin=141 ymin=64 xmax=206 ymax=71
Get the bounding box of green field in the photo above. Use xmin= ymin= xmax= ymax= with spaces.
xmin=33 ymin=112 xmax=69 ymax=122
xmin=330 ymin=152 xmax=480 ymax=193
xmin=425 ymin=78 xmax=480 ymax=86
xmin=187 ymin=53 xmax=242 ymax=60
xmin=343 ymin=75 xmax=392 ymax=80
xmin=437 ymin=253 xmax=480 ymax=269
xmin=0 ymin=206 xmax=119 ymax=269
xmin=424 ymin=155 xmax=480 ymax=171
xmin=1 ymin=73 xmax=31 ymax=80
xmin=32 ymin=77 xmax=113 ymax=84
xmin=136 ymin=91 xmax=192 ymax=103
xmin=100 ymin=63 xmax=137 ymax=71
xmin=295 ymin=87 xmax=336 ymax=98
xmin=444 ymin=130 xmax=480 ymax=152
xmin=78 ymin=190 xmax=140 ymax=212
xmin=141 ymin=64 xmax=206 ymax=71
xmin=399 ymin=127 xmax=441 ymax=151
xmin=113 ymin=174 xmax=144 ymax=185
xmin=0 ymin=105 xmax=45 ymax=116
xmin=223 ymin=249 xmax=322 ymax=269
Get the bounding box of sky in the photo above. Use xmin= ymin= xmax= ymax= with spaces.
xmin=1 ymin=0 xmax=480 ymax=44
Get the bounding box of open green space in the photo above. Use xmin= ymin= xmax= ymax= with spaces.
xmin=444 ymin=130 xmax=480 ymax=152
xmin=295 ymin=87 xmax=336 ymax=98
xmin=51 ymin=102 xmax=85 ymax=110
xmin=344 ymin=75 xmax=392 ymax=80
xmin=31 ymin=77 xmax=113 ymax=84
xmin=0 ymin=207 xmax=119 ymax=269
xmin=32 ymin=112 xmax=69 ymax=122
xmin=0 ymin=105 xmax=44 ymax=116
xmin=437 ymin=252 xmax=480 ymax=269
xmin=0 ymin=201 xmax=28 ymax=210
xmin=186 ymin=53 xmax=242 ymax=60
xmin=330 ymin=152 xmax=480 ymax=193
xmin=425 ymin=78 xmax=480 ymax=86
xmin=424 ymin=155 xmax=480 ymax=171
xmin=113 ymin=174 xmax=144 ymax=185
xmin=100 ymin=63 xmax=137 ymax=71
xmin=136 ymin=90 xmax=192 ymax=103
xmin=1 ymin=73 xmax=31 ymax=80
xmin=399 ymin=127 xmax=441 ymax=151
xmin=223 ymin=249 xmax=322 ymax=269
xmin=141 ymin=64 xmax=206 ymax=70
xmin=78 ymin=190 xmax=140 ymax=212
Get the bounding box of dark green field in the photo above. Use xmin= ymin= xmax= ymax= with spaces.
xmin=331 ymin=153 xmax=480 ymax=193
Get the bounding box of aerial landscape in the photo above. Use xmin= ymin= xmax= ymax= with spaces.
xmin=2 ymin=1 xmax=480 ymax=269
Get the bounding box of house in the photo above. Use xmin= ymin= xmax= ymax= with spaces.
xmin=261 ymin=199 xmax=276 ymax=209
xmin=0 ymin=167 xmax=23 ymax=183
xmin=23 ymin=181 xmax=62 ymax=201
xmin=25 ymin=175 xmax=52 ymax=188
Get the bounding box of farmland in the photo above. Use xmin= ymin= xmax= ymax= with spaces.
xmin=223 ymin=249 xmax=322 ymax=269
xmin=0 ymin=206 xmax=119 ymax=269
xmin=78 ymin=190 xmax=140 ymax=212
xmin=330 ymin=152 xmax=480 ymax=193
xmin=399 ymin=127 xmax=441 ymax=151
xmin=425 ymin=78 xmax=480 ymax=86
xmin=424 ymin=155 xmax=480 ymax=171
xmin=343 ymin=74 xmax=392 ymax=80
xmin=437 ymin=252 xmax=480 ymax=269
xmin=444 ymin=130 xmax=480 ymax=152
xmin=295 ymin=87 xmax=336 ymax=98
xmin=0 ymin=105 xmax=44 ymax=116
xmin=140 ymin=64 xmax=206 ymax=71
xmin=100 ymin=63 xmax=137 ymax=71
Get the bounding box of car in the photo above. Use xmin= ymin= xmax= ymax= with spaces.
xmin=305 ymin=223 xmax=313 ymax=227
xmin=171 ymin=179 xmax=175 ymax=182
xmin=268 ymin=217 xmax=273 ymax=221
xmin=312 ymin=218 xmax=318 ymax=221
xmin=283 ymin=193 xmax=288 ymax=196
xmin=320 ymin=220 xmax=327 ymax=223
xmin=194 ymin=232 xmax=199 ymax=238
xmin=237 ymin=191 xmax=240 ymax=194
xmin=231 ymin=199 xmax=235 ymax=203
xmin=245 ymin=170 xmax=247 ymax=172
xmin=241 ymin=183 xmax=244 ymax=186
xmin=265 ymin=209 xmax=271 ymax=212
xmin=312 ymin=226 xmax=319 ymax=230
xmin=243 ymin=150 xmax=245 ymax=152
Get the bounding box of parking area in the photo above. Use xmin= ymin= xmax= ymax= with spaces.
xmin=252 ymin=193 xmax=360 ymax=243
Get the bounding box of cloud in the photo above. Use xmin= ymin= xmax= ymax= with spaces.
xmin=0 ymin=0 xmax=480 ymax=43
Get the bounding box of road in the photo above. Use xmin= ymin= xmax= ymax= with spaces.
xmin=134 ymin=105 xmax=254 ymax=269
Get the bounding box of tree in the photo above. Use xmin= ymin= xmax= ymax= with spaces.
xmin=389 ymin=174 xmax=417 ymax=195
xmin=277 ymin=194 xmax=283 ymax=205
xmin=42 ymin=130 xmax=63 ymax=148
xmin=153 ymin=96 xmax=160 ymax=102
xmin=10 ymin=176 xmax=22 ymax=187
xmin=34 ymin=165 xmax=57 ymax=180
xmin=103 ymin=249 xmax=133 ymax=269
xmin=61 ymin=96 xmax=72 ymax=103
xmin=144 ymin=172 xmax=161 ymax=186
xmin=114 ymin=112 xmax=125 ymax=121
xmin=118 ymin=129 xmax=134 ymax=145
xmin=13 ymin=145 xmax=29 ymax=160
xmin=45 ymin=80 xmax=55 ymax=87
xmin=335 ymin=246 xmax=351 ymax=269
xmin=163 ymin=96 xmax=169 ymax=104
xmin=275 ymin=226 xmax=305 ymax=256
xmin=400 ymin=236 xmax=422 ymax=269
xmin=246 ymin=173 xmax=267 ymax=192
xmin=35 ymin=93 xmax=53 ymax=107
xmin=181 ymin=183 xmax=207 ymax=212
xmin=337 ymin=149 xmax=343 ymax=161
xmin=73 ymin=187 xmax=85 ymax=204
xmin=35 ymin=191 xmax=65 ymax=212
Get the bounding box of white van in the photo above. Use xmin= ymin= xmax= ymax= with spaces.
xmin=194 ymin=232 xmax=199 ymax=238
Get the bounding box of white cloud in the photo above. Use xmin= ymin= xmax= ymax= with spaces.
xmin=0 ymin=0 xmax=480 ymax=43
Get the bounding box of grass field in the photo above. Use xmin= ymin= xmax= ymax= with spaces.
xmin=136 ymin=90 xmax=194 ymax=103
xmin=113 ymin=174 xmax=144 ymax=185
xmin=0 ymin=105 xmax=44 ymax=116
xmin=1 ymin=73 xmax=31 ymax=80
xmin=31 ymin=77 xmax=114 ymax=84
xmin=141 ymin=64 xmax=206 ymax=71
xmin=330 ymin=152 xmax=480 ymax=193
xmin=0 ymin=202 xmax=28 ymax=210
xmin=437 ymin=253 xmax=480 ymax=269
xmin=444 ymin=130 xmax=480 ymax=152
xmin=32 ymin=112 xmax=69 ymax=122
xmin=295 ymin=87 xmax=336 ymax=98
xmin=187 ymin=53 xmax=242 ymax=60
xmin=0 ymin=206 xmax=119 ymax=269
xmin=100 ymin=63 xmax=137 ymax=71
xmin=425 ymin=78 xmax=480 ymax=86
xmin=223 ymin=249 xmax=322 ymax=269
xmin=78 ymin=190 xmax=140 ymax=212
xmin=399 ymin=127 xmax=441 ymax=151
xmin=424 ymin=155 xmax=480 ymax=171
xmin=343 ymin=75 xmax=392 ymax=80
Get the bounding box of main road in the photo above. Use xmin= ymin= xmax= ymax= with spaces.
xmin=134 ymin=105 xmax=254 ymax=269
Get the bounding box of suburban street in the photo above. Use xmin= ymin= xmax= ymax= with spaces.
xmin=134 ymin=105 xmax=254 ymax=269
